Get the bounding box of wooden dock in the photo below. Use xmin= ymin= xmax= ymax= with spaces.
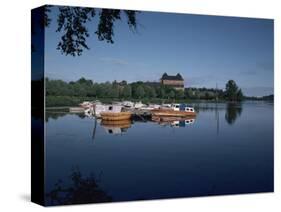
xmin=69 ymin=107 xmax=85 ymax=113
xmin=124 ymin=108 xmax=152 ymax=121
xmin=48 ymin=106 xmax=153 ymax=118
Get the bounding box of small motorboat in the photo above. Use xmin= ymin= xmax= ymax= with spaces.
xmin=79 ymin=101 xmax=94 ymax=109
xmin=122 ymin=101 xmax=134 ymax=108
xmin=151 ymin=103 xmax=196 ymax=117
xmin=140 ymin=104 xmax=161 ymax=110
xmin=134 ymin=101 xmax=147 ymax=109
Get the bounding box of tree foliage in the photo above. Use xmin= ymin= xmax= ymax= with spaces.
xmin=32 ymin=5 xmax=138 ymax=56
xmin=45 ymin=77 xmax=245 ymax=107
xmin=225 ymin=80 xmax=243 ymax=101
xmin=46 ymin=78 xmax=188 ymax=101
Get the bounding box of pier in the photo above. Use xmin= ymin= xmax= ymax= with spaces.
xmin=67 ymin=106 xmax=153 ymax=119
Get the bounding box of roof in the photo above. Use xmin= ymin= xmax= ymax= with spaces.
xmin=161 ymin=73 xmax=183 ymax=81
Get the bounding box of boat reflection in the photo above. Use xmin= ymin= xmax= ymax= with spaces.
xmin=101 ymin=120 xmax=132 ymax=135
xmin=151 ymin=115 xmax=196 ymax=128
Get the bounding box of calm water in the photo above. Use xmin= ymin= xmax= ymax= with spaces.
xmin=44 ymin=101 xmax=273 ymax=205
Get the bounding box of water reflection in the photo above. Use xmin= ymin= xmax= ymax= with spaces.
xmin=45 ymin=112 xmax=71 ymax=122
xmin=101 ymin=120 xmax=132 ymax=135
xmin=44 ymin=102 xmax=273 ymax=205
xmin=46 ymin=168 xmax=112 ymax=206
xmin=151 ymin=115 xmax=195 ymax=127
xmin=45 ymin=102 xmax=244 ymax=137
xmin=225 ymin=103 xmax=243 ymax=125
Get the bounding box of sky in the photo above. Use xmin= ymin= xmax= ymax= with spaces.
xmin=44 ymin=6 xmax=274 ymax=96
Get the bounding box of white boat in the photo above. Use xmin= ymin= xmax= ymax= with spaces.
xmin=122 ymin=101 xmax=134 ymax=108
xmin=134 ymin=101 xmax=147 ymax=109
xmin=112 ymin=101 xmax=123 ymax=106
xmin=79 ymin=101 xmax=94 ymax=109
xmin=94 ymin=104 xmax=123 ymax=118
xmin=161 ymin=103 xmax=172 ymax=108
xmin=141 ymin=104 xmax=160 ymax=110
xmin=152 ymin=103 xmax=196 ymax=117
xmin=170 ymin=103 xmax=195 ymax=112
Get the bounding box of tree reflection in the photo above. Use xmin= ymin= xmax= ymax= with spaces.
xmin=45 ymin=112 xmax=86 ymax=122
xmin=46 ymin=168 xmax=112 ymax=206
xmin=225 ymin=103 xmax=243 ymax=125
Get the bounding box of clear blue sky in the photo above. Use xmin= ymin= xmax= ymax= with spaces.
xmin=44 ymin=6 xmax=274 ymax=96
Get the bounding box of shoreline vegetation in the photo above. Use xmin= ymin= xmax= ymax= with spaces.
xmin=41 ymin=78 xmax=273 ymax=107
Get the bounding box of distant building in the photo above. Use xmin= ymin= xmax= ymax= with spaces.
xmin=160 ymin=73 xmax=184 ymax=90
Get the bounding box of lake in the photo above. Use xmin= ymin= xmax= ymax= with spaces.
xmin=43 ymin=101 xmax=273 ymax=205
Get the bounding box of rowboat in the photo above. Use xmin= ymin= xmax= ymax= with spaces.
xmin=100 ymin=111 xmax=132 ymax=121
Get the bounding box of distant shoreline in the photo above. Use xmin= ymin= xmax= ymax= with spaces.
xmin=45 ymin=96 xmax=273 ymax=108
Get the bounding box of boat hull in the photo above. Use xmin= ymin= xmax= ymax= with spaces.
xmin=151 ymin=109 xmax=196 ymax=117
xmin=100 ymin=112 xmax=132 ymax=121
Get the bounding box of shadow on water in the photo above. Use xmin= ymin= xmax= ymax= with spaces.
xmin=225 ymin=103 xmax=243 ymax=125
xmin=46 ymin=168 xmax=112 ymax=206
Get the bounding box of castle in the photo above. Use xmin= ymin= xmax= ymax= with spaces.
xmin=160 ymin=73 xmax=184 ymax=90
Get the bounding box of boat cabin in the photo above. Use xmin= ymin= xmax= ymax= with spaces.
xmin=171 ymin=104 xmax=195 ymax=112
xmin=94 ymin=104 xmax=123 ymax=117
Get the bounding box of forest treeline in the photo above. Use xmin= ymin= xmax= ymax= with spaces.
xmin=44 ymin=77 xmax=246 ymax=106
xmin=45 ymin=77 xmax=237 ymax=99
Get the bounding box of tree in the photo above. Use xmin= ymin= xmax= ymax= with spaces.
xmin=160 ymin=87 xmax=166 ymax=98
xmin=145 ymin=86 xmax=156 ymax=98
xmin=77 ymin=77 xmax=93 ymax=86
xmin=168 ymin=90 xmax=175 ymax=99
xmin=32 ymin=6 xmax=139 ymax=56
xmin=176 ymin=89 xmax=185 ymax=99
xmin=184 ymin=88 xmax=194 ymax=99
xmin=237 ymin=89 xmax=244 ymax=101
xmin=122 ymin=85 xmax=132 ymax=98
xmin=225 ymin=80 xmax=244 ymax=102
xmin=135 ymin=86 xmax=145 ymax=98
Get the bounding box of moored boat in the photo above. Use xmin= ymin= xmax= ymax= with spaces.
xmin=122 ymin=101 xmax=134 ymax=108
xmin=151 ymin=103 xmax=196 ymax=117
xmin=100 ymin=111 xmax=132 ymax=121
xmin=134 ymin=101 xmax=147 ymax=109
xmin=79 ymin=101 xmax=94 ymax=109
xmin=140 ymin=104 xmax=161 ymax=110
